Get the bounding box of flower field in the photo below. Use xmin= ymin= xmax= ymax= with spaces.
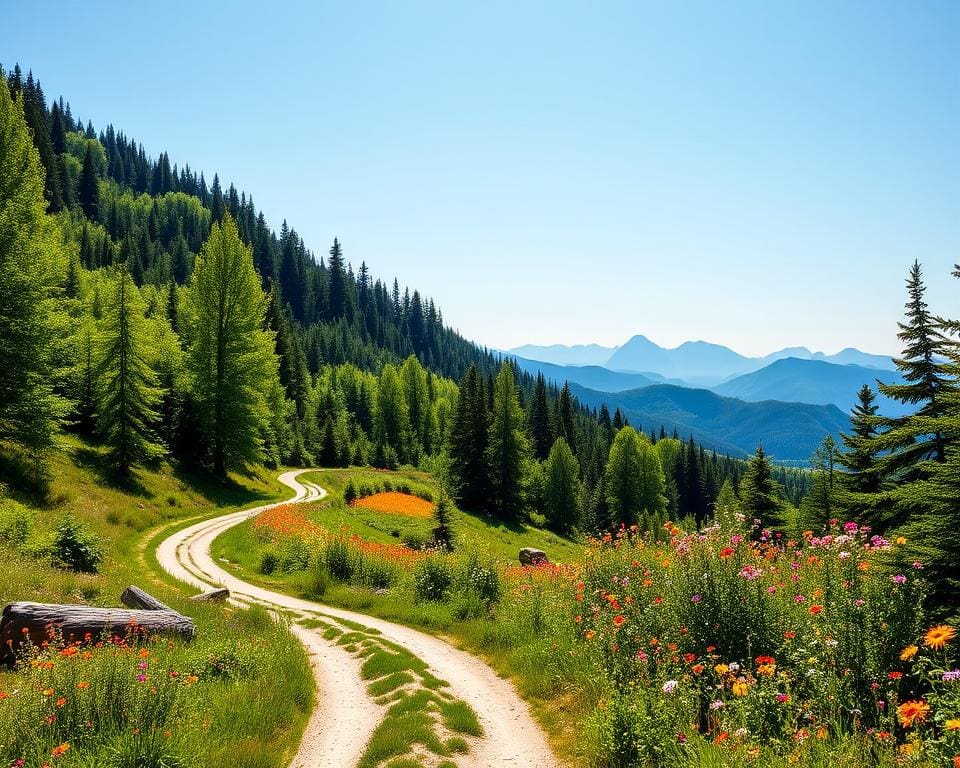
xmin=351 ymin=491 xmax=435 ymax=519
xmin=224 ymin=474 xmax=960 ymax=767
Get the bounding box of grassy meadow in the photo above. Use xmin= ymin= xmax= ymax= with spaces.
xmin=0 ymin=438 xmax=314 ymax=768
xmin=214 ymin=467 xmax=960 ymax=768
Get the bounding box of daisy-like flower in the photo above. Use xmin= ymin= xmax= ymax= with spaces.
xmin=924 ymin=624 xmax=956 ymax=650
xmin=900 ymin=645 xmax=919 ymax=662
xmin=896 ymin=699 xmax=930 ymax=728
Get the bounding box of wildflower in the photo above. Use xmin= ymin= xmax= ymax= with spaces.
xmin=895 ymin=536 xmax=907 ymax=545
xmin=691 ymin=594 xmax=701 ymax=603
xmin=709 ymin=700 xmax=725 ymax=710
xmin=585 ymin=630 xmax=596 ymax=640
xmin=732 ymin=679 xmax=749 ymax=697
xmin=662 ymin=680 xmax=678 ymax=694
xmin=692 ymin=663 xmax=705 ymax=674
xmin=900 ymin=645 xmax=919 ymax=661
xmin=139 ymin=648 xmax=150 ymax=658
xmin=777 ymin=693 xmax=790 ymax=703
xmin=185 ymin=675 xmax=198 ymax=685
xmin=942 ymin=669 xmax=960 ymax=682
xmin=924 ymin=624 xmax=957 ymax=650
xmin=784 ymin=631 xmax=796 ymax=640
xmin=897 ymin=699 xmax=930 ymax=727
xmin=757 ymin=664 xmax=776 ymax=677
xmin=676 ymin=732 xmax=687 ymax=744
xmin=891 ymin=574 xmax=907 ymax=585
xmin=888 ymin=671 xmax=902 ymax=680
xmin=55 ymin=697 xmax=66 ymax=707
xmin=714 ymin=663 xmax=729 ymax=675
xmin=719 ymin=547 xmax=735 ymax=559
xmin=612 ymin=615 xmax=625 ymax=628
xmin=739 ymin=565 xmax=761 ymax=581
xmin=809 ymin=604 xmax=824 ymax=615
xmin=945 ymin=719 xmax=960 ymax=731
xmin=51 ymin=743 xmax=70 ymax=757
xmin=76 ymin=681 xmax=89 ymax=690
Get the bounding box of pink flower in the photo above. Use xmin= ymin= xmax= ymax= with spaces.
xmin=891 ymin=574 xmax=907 ymax=585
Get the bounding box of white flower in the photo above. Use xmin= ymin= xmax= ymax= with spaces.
xmin=662 ymin=680 xmax=678 ymax=694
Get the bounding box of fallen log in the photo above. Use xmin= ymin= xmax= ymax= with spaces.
xmin=1 ymin=588 xmax=195 ymax=666
xmin=120 ymin=585 xmax=170 ymax=611
xmin=190 ymin=588 xmax=229 ymax=603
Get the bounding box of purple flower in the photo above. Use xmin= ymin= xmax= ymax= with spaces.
xmin=844 ymin=522 xmax=859 ymax=534
xmin=676 ymin=732 xmax=688 ymax=744
xmin=136 ymin=674 xmax=147 ymax=683
xmin=691 ymin=594 xmax=702 ymax=603
xmin=942 ymin=669 xmax=960 ymax=682
xmin=662 ymin=680 xmax=678 ymax=694
xmin=891 ymin=574 xmax=907 ymax=585
xmin=709 ymin=699 xmax=725 ymax=710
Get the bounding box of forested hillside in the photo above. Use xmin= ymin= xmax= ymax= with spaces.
xmin=1 ymin=62 xmax=793 ymax=533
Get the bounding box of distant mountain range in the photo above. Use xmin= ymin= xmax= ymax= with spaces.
xmin=713 ymin=357 xmax=909 ymax=416
xmin=509 ymin=336 xmax=896 ymax=384
xmin=504 ymin=335 xmax=902 ymax=462
xmin=569 ymin=383 xmax=850 ymax=461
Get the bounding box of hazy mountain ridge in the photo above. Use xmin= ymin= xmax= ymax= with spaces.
xmin=509 ymin=335 xmax=896 ymax=384
xmin=568 ymin=383 xmax=850 ymax=461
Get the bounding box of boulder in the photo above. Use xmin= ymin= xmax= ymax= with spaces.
xmin=519 ymin=547 xmax=549 ymax=566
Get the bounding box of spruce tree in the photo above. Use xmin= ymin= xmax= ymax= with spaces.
xmin=544 ymin=437 xmax=581 ymax=533
xmin=799 ymin=435 xmax=841 ymax=532
xmin=528 ymin=372 xmax=553 ymax=460
xmin=839 ymin=385 xmax=883 ymax=493
xmin=448 ymin=365 xmax=490 ymax=511
xmin=740 ymin=444 xmax=784 ymax=533
xmin=876 ymin=262 xmax=952 ymax=482
xmin=486 ymin=361 xmax=530 ymax=518
xmin=78 ymin=143 xmax=100 ymax=220
xmin=185 ymin=214 xmax=278 ymax=475
xmin=0 ymin=81 xmax=67 ymax=458
xmin=94 ymin=264 xmax=164 ymax=473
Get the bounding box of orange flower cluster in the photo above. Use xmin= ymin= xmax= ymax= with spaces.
xmin=346 ymin=534 xmax=427 ymax=561
xmin=252 ymin=504 xmax=325 ymax=540
xmin=352 ymin=491 xmax=435 ymax=518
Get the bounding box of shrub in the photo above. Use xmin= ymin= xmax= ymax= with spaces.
xmin=460 ymin=552 xmax=501 ymax=605
xmin=259 ymin=550 xmax=279 ymax=575
xmin=343 ymin=480 xmax=358 ymax=503
xmin=0 ymin=498 xmax=32 ymax=547
xmin=401 ymin=530 xmax=427 ymax=551
xmin=413 ymin=555 xmax=452 ymax=602
xmin=52 ymin=514 xmax=103 ymax=572
xmin=278 ymin=536 xmax=311 ymax=573
xmin=304 ymin=558 xmax=329 ymax=597
xmin=325 ymin=537 xmax=354 ymax=582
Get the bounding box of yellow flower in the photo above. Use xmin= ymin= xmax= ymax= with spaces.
xmin=945 ymin=719 xmax=960 ymax=731
xmin=732 ymin=679 xmax=749 ymax=697
xmin=900 ymin=644 xmax=919 ymax=661
xmin=757 ymin=664 xmax=776 ymax=677
xmin=714 ymin=663 xmax=729 ymax=675
xmin=924 ymin=624 xmax=957 ymax=650
xmin=895 ymin=536 xmax=907 ymax=545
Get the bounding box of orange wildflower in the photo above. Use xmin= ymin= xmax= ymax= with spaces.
xmin=924 ymin=624 xmax=957 ymax=650
xmin=897 ymin=699 xmax=930 ymax=727
xmin=51 ymin=743 xmax=70 ymax=757
xmin=900 ymin=644 xmax=919 ymax=661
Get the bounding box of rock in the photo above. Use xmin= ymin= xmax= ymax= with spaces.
xmin=519 ymin=547 xmax=549 ymax=566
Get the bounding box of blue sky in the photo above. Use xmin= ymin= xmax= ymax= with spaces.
xmin=6 ymin=1 xmax=959 ymax=356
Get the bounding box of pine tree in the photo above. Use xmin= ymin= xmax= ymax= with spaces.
xmin=486 ymin=361 xmax=530 ymax=518
xmin=876 ymin=262 xmax=952 ymax=483
xmin=839 ymin=384 xmax=884 ymax=499
xmin=327 ymin=238 xmax=349 ymax=321
xmin=528 ymin=372 xmax=553 ymax=460
xmin=799 ymin=435 xmax=841 ymax=532
xmin=78 ymin=143 xmax=100 ymax=220
xmin=605 ymin=426 xmax=666 ymax=529
xmin=740 ymin=444 xmax=784 ymax=533
xmin=185 ymin=214 xmax=278 ymax=475
xmin=544 ymin=437 xmax=581 ymax=533
xmin=448 ymin=365 xmax=489 ymax=511
xmin=0 ymin=81 xmax=67 ymax=458
xmin=94 ymin=264 xmax=164 ymax=473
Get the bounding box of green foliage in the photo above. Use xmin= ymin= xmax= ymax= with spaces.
xmin=604 ymin=426 xmax=667 ymax=530
xmin=413 ymin=555 xmax=453 ymax=602
xmin=52 ymin=513 xmax=103 ymax=572
xmin=740 ymin=444 xmax=784 ymax=532
xmin=0 ymin=81 xmax=68 ymax=459
xmin=485 ymin=361 xmax=530 ymax=518
xmin=94 ymin=263 xmax=164 ymax=472
xmin=185 ymin=214 xmax=278 ymax=474
xmin=543 ymin=437 xmax=580 ymax=533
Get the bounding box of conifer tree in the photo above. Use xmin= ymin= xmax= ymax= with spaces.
xmin=78 ymin=143 xmax=100 ymax=220
xmin=605 ymin=426 xmax=666 ymax=529
xmin=839 ymin=384 xmax=884 ymax=494
xmin=448 ymin=365 xmax=489 ymax=511
xmin=544 ymin=437 xmax=581 ymax=533
xmin=94 ymin=264 xmax=163 ymax=473
xmin=876 ymin=262 xmax=952 ymax=483
xmin=740 ymin=444 xmax=784 ymax=533
xmin=486 ymin=361 xmax=530 ymax=518
xmin=528 ymin=372 xmax=553 ymax=460
xmin=185 ymin=214 xmax=277 ymax=475
xmin=0 ymin=80 xmax=67 ymax=457
xmin=800 ymin=435 xmax=841 ymax=532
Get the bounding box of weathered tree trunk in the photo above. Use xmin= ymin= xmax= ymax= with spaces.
xmin=1 ymin=587 xmax=194 ymax=666
xmin=190 ymin=588 xmax=229 ymax=603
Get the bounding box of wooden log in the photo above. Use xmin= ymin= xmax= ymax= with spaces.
xmin=120 ymin=585 xmax=170 ymax=611
xmin=1 ymin=601 xmax=194 ymax=666
xmin=190 ymin=588 xmax=229 ymax=603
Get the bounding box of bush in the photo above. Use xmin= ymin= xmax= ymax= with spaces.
xmin=0 ymin=498 xmax=32 ymax=547
xmin=343 ymin=480 xmax=358 ymax=504
xmin=413 ymin=555 xmax=452 ymax=602
xmin=52 ymin=514 xmax=103 ymax=572
xmin=278 ymin=537 xmax=311 ymax=573
xmin=325 ymin=537 xmax=353 ymax=582
xmin=259 ymin=550 xmax=279 ymax=575
xmin=461 ymin=553 xmax=502 ymax=605
xmin=401 ymin=530 xmax=428 ymax=551
xmin=304 ymin=558 xmax=329 ymax=598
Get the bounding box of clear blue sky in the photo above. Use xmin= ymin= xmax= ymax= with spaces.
xmin=6 ymin=1 xmax=959 ymax=356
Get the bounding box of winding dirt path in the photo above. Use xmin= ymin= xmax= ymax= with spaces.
xmin=156 ymin=469 xmax=559 ymax=768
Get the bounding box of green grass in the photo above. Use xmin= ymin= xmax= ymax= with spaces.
xmin=0 ymin=437 xmax=313 ymax=768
